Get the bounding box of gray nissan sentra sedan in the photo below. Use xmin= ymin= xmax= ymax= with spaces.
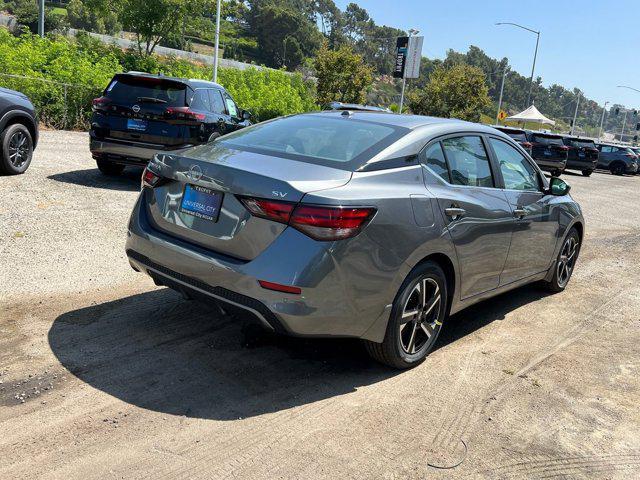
xmin=126 ymin=110 xmax=584 ymax=369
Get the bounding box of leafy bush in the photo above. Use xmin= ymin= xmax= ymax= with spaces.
xmin=0 ymin=29 xmax=317 ymax=128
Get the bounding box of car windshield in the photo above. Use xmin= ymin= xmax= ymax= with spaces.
xmin=532 ymin=134 xmax=563 ymax=146
xmin=570 ymin=139 xmax=596 ymax=148
xmin=501 ymin=130 xmax=527 ymax=142
xmin=105 ymin=76 xmax=187 ymax=107
xmin=219 ymin=114 xmax=406 ymax=168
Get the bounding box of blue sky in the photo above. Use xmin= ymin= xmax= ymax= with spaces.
xmin=334 ymin=0 xmax=640 ymax=109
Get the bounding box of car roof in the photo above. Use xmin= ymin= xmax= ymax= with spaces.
xmin=118 ymin=72 xmax=224 ymax=90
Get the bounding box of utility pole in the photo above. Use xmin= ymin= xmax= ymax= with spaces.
xmin=570 ymin=93 xmax=580 ymax=135
xmin=212 ymin=0 xmax=221 ymax=83
xmin=38 ymin=0 xmax=45 ymax=37
xmin=620 ymin=109 xmax=628 ymax=141
xmin=495 ymin=67 xmax=507 ymax=124
xmin=598 ymin=101 xmax=609 ymax=140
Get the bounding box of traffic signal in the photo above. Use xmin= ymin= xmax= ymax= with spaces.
xmin=615 ymin=107 xmax=620 ymax=115
xmin=636 ymin=122 xmax=640 ymax=131
xmin=634 ymin=110 xmax=638 ymax=116
xmin=634 ymin=135 xmax=638 ymax=142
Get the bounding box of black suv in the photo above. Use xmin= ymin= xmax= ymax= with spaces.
xmin=494 ymin=126 xmax=532 ymax=156
xmin=90 ymin=72 xmax=251 ymax=175
xmin=0 ymin=87 xmax=38 ymax=175
xmin=525 ymin=131 xmax=569 ymax=176
xmin=561 ymin=136 xmax=599 ymax=176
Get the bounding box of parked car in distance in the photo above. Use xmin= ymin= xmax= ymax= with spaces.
xmin=0 ymin=87 xmax=38 ymax=175
xmin=630 ymin=147 xmax=640 ymax=174
xmin=126 ymin=112 xmax=584 ymax=369
xmin=595 ymin=143 xmax=638 ymax=175
xmin=494 ymin=126 xmax=532 ymax=156
xmin=526 ymin=131 xmax=569 ymax=176
xmin=561 ymin=136 xmax=599 ymax=176
xmin=90 ymin=72 xmax=251 ymax=176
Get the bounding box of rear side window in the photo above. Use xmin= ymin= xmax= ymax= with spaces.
xmin=441 ymin=136 xmax=494 ymax=188
xmin=105 ymin=76 xmax=186 ymax=106
xmin=422 ymin=142 xmax=450 ymax=182
xmin=209 ymin=89 xmax=226 ymax=114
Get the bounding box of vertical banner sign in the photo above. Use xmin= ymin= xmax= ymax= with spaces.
xmin=393 ymin=36 xmax=424 ymax=79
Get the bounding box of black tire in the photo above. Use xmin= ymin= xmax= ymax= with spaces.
xmin=581 ymin=170 xmax=593 ymax=177
xmin=551 ymin=169 xmax=562 ymax=177
xmin=364 ymin=261 xmax=448 ymax=369
xmin=96 ymin=159 xmax=125 ymax=176
xmin=610 ymin=163 xmax=625 ymax=176
xmin=543 ymin=227 xmax=581 ymax=293
xmin=208 ymin=132 xmax=221 ymax=143
xmin=0 ymin=123 xmax=33 ymax=175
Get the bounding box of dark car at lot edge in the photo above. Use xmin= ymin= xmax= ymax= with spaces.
xmin=595 ymin=143 xmax=638 ymax=175
xmin=561 ymin=136 xmax=599 ymax=176
xmin=0 ymin=87 xmax=39 ymax=175
xmin=89 ymin=72 xmax=251 ymax=176
xmin=125 ymin=112 xmax=584 ymax=369
xmin=525 ymin=131 xmax=569 ymax=176
xmin=630 ymin=147 xmax=640 ymax=173
xmin=494 ymin=126 xmax=533 ymax=156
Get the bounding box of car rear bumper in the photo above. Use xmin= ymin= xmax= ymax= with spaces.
xmin=90 ymin=136 xmax=192 ymax=165
xmin=124 ymin=194 xmax=394 ymax=341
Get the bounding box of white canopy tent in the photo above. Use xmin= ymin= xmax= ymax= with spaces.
xmin=505 ymin=105 xmax=556 ymax=126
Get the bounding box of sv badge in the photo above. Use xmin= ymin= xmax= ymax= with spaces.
xmin=272 ymin=190 xmax=288 ymax=198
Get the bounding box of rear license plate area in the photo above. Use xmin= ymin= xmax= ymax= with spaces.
xmin=127 ymin=118 xmax=148 ymax=131
xmin=180 ymin=184 xmax=223 ymax=222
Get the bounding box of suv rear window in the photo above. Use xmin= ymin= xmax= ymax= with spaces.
xmin=105 ymin=76 xmax=187 ymax=107
xmin=219 ymin=114 xmax=406 ymax=168
xmin=499 ymin=129 xmax=527 ymax=142
xmin=532 ymin=134 xmax=563 ymax=146
xmin=568 ymin=139 xmax=595 ymax=148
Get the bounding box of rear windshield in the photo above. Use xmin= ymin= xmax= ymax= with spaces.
xmin=219 ymin=114 xmax=406 ymax=168
xmin=532 ymin=134 xmax=563 ymax=146
xmin=500 ymin=130 xmax=527 ymax=142
xmin=569 ymin=139 xmax=596 ymax=148
xmin=105 ymin=76 xmax=187 ymax=107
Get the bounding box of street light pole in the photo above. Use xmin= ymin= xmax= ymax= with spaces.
xmin=495 ymin=66 xmax=507 ymax=124
xmin=495 ymin=22 xmax=540 ymax=108
xmin=38 ymin=0 xmax=45 ymax=37
xmin=571 ymin=93 xmax=580 ymax=135
xmin=212 ymin=0 xmax=221 ymax=83
xmin=620 ymin=109 xmax=628 ymax=141
xmin=598 ymin=101 xmax=609 ymax=140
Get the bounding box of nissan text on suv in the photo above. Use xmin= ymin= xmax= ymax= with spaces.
xmin=526 ymin=131 xmax=569 ymax=176
xmin=595 ymin=143 xmax=639 ymax=175
xmin=561 ymin=136 xmax=599 ymax=176
xmin=90 ymin=72 xmax=251 ymax=175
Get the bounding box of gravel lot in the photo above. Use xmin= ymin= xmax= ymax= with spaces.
xmin=1 ymin=130 xmax=639 ymax=479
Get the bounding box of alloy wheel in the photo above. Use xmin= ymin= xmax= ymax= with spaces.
xmin=8 ymin=131 xmax=29 ymax=168
xmin=557 ymin=235 xmax=578 ymax=288
xmin=399 ymin=277 xmax=442 ymax=354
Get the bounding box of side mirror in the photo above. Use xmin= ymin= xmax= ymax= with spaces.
xmin=547 ymin=176 xmax=571 ymax=196
xmin=241 ymin=110 xmax=252 ymax=121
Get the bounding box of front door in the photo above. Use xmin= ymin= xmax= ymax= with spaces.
xmin=422 ymin=136 xmax=513 ymax=299
xmin=487 ymin=137 xmax=559 ymax=284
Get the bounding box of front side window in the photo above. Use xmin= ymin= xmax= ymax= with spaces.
xmin=441 ymin=136 xmax=494 ymax=187
xmin=490 ymin=138 xmax=540 ymax=191
xmin=209 ymin=89 xmax=226 ymax=114
xmin=422 ymin=142 xmax=450 ymax=182
xmin=223 ymin=92 xmax=239 ymax=117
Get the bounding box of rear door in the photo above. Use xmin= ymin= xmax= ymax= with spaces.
xmin=422 ymin=135 xmax=513 ymax=299
xmin=487 ymin=137 xmax=558 ymax=284
xmin=98 ymin=75 xmax=189 ymax=147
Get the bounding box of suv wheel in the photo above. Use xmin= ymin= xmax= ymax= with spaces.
xmin=96 ymin=159 xmax=125 ymax=176
xmin=551 ymin=169 xmax=562 ymax=177
xmin=0 ymin=123 xmax=33 ymax=175
xmin=610 ymin=163 xmax=625 ymax=176
xmin=543 ymin=227 xmax=581 ymax=293
xmin=581 ymin=169 xmax=593 ymax=177
xmin=364 ymin=261 xmax=447 ymax=369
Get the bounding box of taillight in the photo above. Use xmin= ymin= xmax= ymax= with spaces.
xmin=141 ymin=167 xmax=161 ymax=189
xmin=92 ymin=96 xmax=111 ymax=112
xmin=239 ymin=197 xmax=376 ymax=241
xmin=625 ymin=154 xmax=637 ymax=158
xmin=521 ymin=141 xmax=533 ymax=148
xmin=165 ymin=106 xmax=206 ymax=121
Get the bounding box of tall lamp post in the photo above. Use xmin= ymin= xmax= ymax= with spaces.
xmin=495 ymin=22 xmax=540 ymax=109
xmin=212 ymin=0 xmax=222 ymax=83
xmin=38 ymin=0 xmax=45 ymax=37
xmin=598 ymin=101 xmax=609 ymax=140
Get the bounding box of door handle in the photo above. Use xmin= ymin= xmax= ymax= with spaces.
xmin=513 ymin=208 xmax=527 ymax=219
xmin=444 ymin=207 xmax=466 ymax=220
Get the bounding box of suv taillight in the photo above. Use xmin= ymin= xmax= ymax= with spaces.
xmin=141 ymin=167 xmax=161 ymax=189
xmin=239 ymin=197 xmax=376 ymax=241
xmin=165 ymin=106 xmax=205 ymax=121
xmin=92 ymin=96 xmax=111 ymax=112
xmin=521 ymin=141 xmax=533 ymax=148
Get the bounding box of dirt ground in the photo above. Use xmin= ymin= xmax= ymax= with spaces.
xmin=1 ymin=130 xmax=639 ymax=479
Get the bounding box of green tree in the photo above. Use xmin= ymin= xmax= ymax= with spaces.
xmin=314 ymin=41 xmax=373 ymax=105
xmin=408 ymin=64 xmax=490 ymax=122
xmin=67 ymin=0 xmax=121 ymax=35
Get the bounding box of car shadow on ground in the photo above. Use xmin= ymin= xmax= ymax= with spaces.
xmin=48 ymin=284 xmax=552 ymax=421
xmin=48 ymin=167 xmax=143 ymax=192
